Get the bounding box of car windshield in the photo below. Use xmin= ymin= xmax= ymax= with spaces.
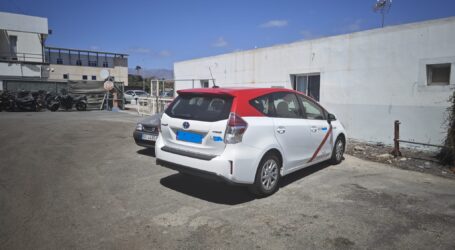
xmin=165 ymin=94 xmax=233 ymax=122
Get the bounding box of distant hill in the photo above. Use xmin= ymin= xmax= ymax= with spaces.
xmin=128 ymin=68 xmax=174 ymax=80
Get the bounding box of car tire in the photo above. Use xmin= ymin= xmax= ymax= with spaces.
xmin=249 ymin=153 xmax=281 ymax=197
xmin=330 ymin=136 xmax=345 ymax=165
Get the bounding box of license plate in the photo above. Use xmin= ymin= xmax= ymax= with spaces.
xmin=142 ymin=134 xmax=157 ymax=141
xmin=176 ymin=130 xmax=203 ymax=143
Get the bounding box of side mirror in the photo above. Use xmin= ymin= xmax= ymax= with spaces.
xmin=328 ymin=113 xmax=336 ymax=123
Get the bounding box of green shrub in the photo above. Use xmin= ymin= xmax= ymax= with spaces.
xmin=437 ymin=91 xmax=455 ymax=166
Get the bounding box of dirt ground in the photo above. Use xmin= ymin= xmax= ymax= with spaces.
xmin=346 ymin=139 xmax=455 ymax=179
xmin=1 ymin=111 xmax=455 ymax=250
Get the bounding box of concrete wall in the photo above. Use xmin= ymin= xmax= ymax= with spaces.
xmin=174 ymin=17 xmax=455 ymax=146
xmin=0 ymin=12 xmax=48 ymax=34
xmin=0 ymin=12 xmax=47 ymax=78
xmin=0 ymin=62 xmax=43 ymax=78
xmin=48 ymin=64 xmax=129 ymax=85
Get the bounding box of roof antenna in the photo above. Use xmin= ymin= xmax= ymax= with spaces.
xmin=373 ymin=0 xmax=392 ymax=28
xmin=209 ymin=66 xmax=219 ymax=88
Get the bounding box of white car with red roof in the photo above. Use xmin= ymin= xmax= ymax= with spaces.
xmin=155 ymin=87 xmax=346 ymax=196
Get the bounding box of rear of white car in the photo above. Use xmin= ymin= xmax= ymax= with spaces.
xmin=155 ymin=88 xmax=346 ymax=196
xmin=155 ymin=92 xmax=262 ymax=184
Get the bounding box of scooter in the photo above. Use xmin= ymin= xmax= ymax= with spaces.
xmin=0 ymin=91 xmax=16 ymax=111
xmin=14 ymin=91 xmax=40 ymax=111
xmin=47 ymin=90 xmax=87 ymax=111
xmin=73 ymin=95 xmax=87 ymax=111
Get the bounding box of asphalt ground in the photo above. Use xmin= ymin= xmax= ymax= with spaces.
xmin=0 ymin=111 xmax=454 ymax=249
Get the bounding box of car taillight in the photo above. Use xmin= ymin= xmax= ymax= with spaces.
xmin=224 ymin=112 xmax=248 ymax=144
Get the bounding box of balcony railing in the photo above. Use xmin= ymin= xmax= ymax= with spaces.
xmin=0 ymin=52 xmax=45 ymax=63
xmin=45 ymin=47 xmax=128 ymax=68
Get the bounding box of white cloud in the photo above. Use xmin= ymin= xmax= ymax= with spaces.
xmin=127 ymin=47 xmax=152 ymax=54
xmin=260 ymin=20 xmax=288 ymax=28
xmin=158 ymin=50 xmax=171 ymax=57
xmin=212 ymin=37 xmax=228 ymax=47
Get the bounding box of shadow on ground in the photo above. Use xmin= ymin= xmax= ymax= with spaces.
xmin=160 ymin=159 xmax=335 ymax=205
xmin=137 ymin=148 xmax=156 ymax=157
xmin=160 ymin=173 xmax=255 ymax=205
xmin=279 ymin=160 xmax=333 ymax=188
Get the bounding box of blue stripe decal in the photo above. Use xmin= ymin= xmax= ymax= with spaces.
xmin=213 ymin=136 xmax=223 ymax=142
xmin=321 ymin=127 xmax=328 ymax=131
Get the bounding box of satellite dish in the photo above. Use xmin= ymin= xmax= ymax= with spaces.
xmin=100 ymin=69 xmax=109 ymax=80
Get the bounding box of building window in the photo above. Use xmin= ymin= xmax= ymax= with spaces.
xmin=76 ymin=59 xmax=82 ymax=66
xmin=57 ymin=58 xmax=63 ymax=64
xmin=82 ymin=75 xmax=88 ymax=80
xmin=9 ymin=36 xmax=17 ymax=60
xmin=103 ymin=61 xmax=108 ymax=67
xmin=63 ymin=74 xmax=69 ymax=79
xmin=91 ymin=75 xmax=96 ymax=80
xmin=291 ymin=74 xmax=320 ymax=101
xmin=200 ymin=80 xmax=209 ymax=88
xmin=427 ymin=64 xmax=451 ymax=85
xmin=88 ymin=61 xmax=97 ymax=67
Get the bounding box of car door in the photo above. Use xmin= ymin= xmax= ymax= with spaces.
xmin=271 ymin=92 xmax=323 ymax=171
xmin=296 ymin=94 xmax=333 ymax=162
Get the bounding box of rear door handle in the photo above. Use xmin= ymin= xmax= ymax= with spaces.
xmin=276 ymin=126 xmax=286 ymax=134
xmin=310 ymin=126 xmax=318 ymax=133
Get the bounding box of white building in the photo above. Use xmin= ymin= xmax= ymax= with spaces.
xmin=0 ymin=11 xmax=128 ymax=93
xmin=0 ymin=11 xmax=48 ymax=87
xmin=174 ymin=17 xmax=455 ymax=146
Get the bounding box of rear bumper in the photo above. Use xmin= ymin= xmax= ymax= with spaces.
xmin=155 ymin=135 xmax=261 ymax=184
xmin=156 ymin=159 xmax=247 ymax=186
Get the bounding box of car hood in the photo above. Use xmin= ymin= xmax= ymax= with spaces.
xmin=138 ymin=112 xmax=163 ymax=126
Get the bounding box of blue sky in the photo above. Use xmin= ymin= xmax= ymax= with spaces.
xmin=1 ymin=0 xmax=455 ymax=69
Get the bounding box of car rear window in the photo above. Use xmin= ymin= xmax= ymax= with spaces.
xmin=165 ymin=94 xmax=233 ymax=122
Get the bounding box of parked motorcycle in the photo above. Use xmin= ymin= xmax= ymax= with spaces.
xmin=31 ymin=90 xmax=49 ymax=111
xmin=14 ymin=90 xmax=40 ymax=111
xmin=0 ymin=91 xmax=16 ymax=111
xmin=47 ymin=90 xmax=87 ymax=111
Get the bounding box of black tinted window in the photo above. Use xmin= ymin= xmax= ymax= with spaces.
xmin=166 ymin=94 xmax=233 ymax=122
xmin=272 ymin=92 xmax=301 ymax=118
xmin=250 ymin=94 xmax=275 ymax=116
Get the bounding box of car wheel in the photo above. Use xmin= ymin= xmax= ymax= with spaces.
xmin=249 ymin=154 xmax=281 ymax=197
xmin=330 ymin=136 xmax=345 ymax=165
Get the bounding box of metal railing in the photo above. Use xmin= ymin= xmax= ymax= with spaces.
xmin=391 ymin=120 xmax=445 ymax=157
xmin=0 ymin=52 xmax=44 ymax=63
xmin=137 ymin=96 xmax=173 ymax=116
